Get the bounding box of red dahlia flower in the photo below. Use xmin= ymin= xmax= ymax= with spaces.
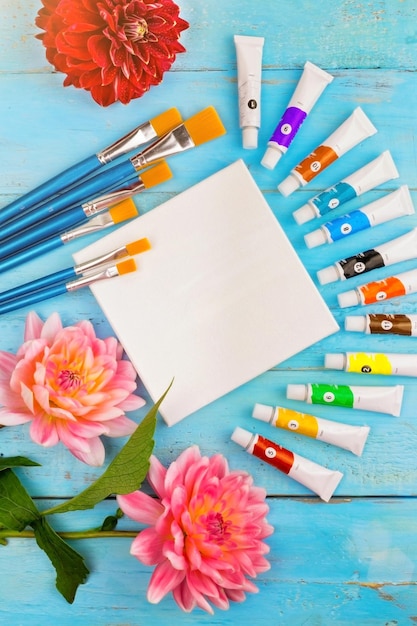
xmin=35 ymin=0 xmax=189 ymax=106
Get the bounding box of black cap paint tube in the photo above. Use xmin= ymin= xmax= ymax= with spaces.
xmin=286 ymin=383 xmax=404 ymax=417
xmin=231 ymin=427 xmax=343 ymax=502
xmin=317 ymin=227 xmax=417 ymax=285
xmin=252 ymin=403 xmax=370 ymax=456
xmin=345 ymin=313 xmax=417 ymax=337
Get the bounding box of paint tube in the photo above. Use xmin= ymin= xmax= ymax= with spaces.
xmin=337 ymin=268 xmax=417 ymax=308
xmin=286 ymin=383 xmax=404 ymax=417
xmin=304 ymin=185 xmax=414 ymax=248
xmin=252 ymin=403 xmax=369 ymax=456
xmin=345 ymin=313 xmax=417 ymax=336
xmin=294 ymin=150 xmax=399 ymax=224
xmin=234 ymin=35 xmax=264 ymax=149
xmin=325 ymin=352 xmax=417 ymax=378
xmin=231 ymin=427 xmax=343 ymax=501
xmin=261 ymin=61 xmax=333 ymax=169
xmin=317 ymin=227 xmax=417 ymax=285
xmin=277 ymin=107 xmax=377 ymax=197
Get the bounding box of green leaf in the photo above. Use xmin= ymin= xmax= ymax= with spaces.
xmin=43 ymin=382 xmax=171 ymax=516
xmin=0 ymin=456 xmax=41 ymax=472
xmin=0 ymin=468 xmax=40 ymax=531
xmin=31 ymin=516 xmax=89 ymax=604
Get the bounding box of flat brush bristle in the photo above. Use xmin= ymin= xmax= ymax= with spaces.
xmin=126 ymin=237 xmax=151 ymax=256
xmin=140 ymin=161 xmax=173 ymax=189
xmin=150 ymin=107 xmax=182 ymax=136
xmin=109 ymin=198 xmax=138 ymax=224
xmin=184 ymin=106 xmax=227 ymax=147
xmin=116 ymin=258 xmax=137 ymax=275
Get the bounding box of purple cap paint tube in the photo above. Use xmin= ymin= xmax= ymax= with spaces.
xmin=261 ymin=61 xmax=333 ymax=169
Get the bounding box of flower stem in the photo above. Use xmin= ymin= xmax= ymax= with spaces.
xmin=0 ymin=529 xmax=138 ymax=542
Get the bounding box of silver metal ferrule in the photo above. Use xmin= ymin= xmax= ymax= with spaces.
xmin=60 ymin=212 xmax=115 ymax=244
xmin=96 ymin=121 xmax=156 ymax=164
xmin=67 ymin=265 xmax=121 ymax=292
xmin=74 ymin=245 xmax=129 ymax=276
xmin=130 ymin=125 xmax=194 ymax=170
xmin=81 ymin=180 xmax=145 ymax=217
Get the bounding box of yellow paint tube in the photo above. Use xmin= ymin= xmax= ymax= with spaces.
xmin=252 ymin=403 xmax=370 ymax=456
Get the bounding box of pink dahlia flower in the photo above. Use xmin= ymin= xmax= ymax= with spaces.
xmin=117 ymin=445 xmax=273 ymax=614
xmin=35 ymin=0 xmax=189 ymax=106
xmin=0 ymin=311 xmax=145 ymax=466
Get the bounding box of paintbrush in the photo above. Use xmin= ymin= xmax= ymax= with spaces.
xmin=0 ymin=258 xmax=137 ymax=315
xmin=0 ymin=107 xmax=181 ymax=226
xmin=0 ymin=238 xmax=151 ymax=304
xmin=0 ymin=161 xmax=171 ymax=260
xmin=0 ymin=106 xmax=226 ymax=241
xmin=0 ymin=199 xmax=138 ymax=274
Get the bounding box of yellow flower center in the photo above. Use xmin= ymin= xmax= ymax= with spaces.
xmin=124 ymin=17 xmax=149 ymax=42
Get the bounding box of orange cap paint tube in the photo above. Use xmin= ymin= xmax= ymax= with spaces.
xmin=278 ymin=107 xmax=377 ymax=197
xmin=338 ymin=268 xmax=417 ymax=308
xmin=231 ymin=427 xmax=343 ymax=502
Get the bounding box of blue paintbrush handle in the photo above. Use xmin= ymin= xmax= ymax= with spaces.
xmin=0 ymin=266 xmax=76 ymax=304
xmin=0 ymin=235 xmax=64 ymax=273
xmin=0 ymin=154 xmax=101 ymax=226
xmin=0 ymin=282 xmax=68 ymax=315
xmin=0 ymin=206 xmax=87 ymax=260
xmin=0 ymin=159 xmax=136 ymax=241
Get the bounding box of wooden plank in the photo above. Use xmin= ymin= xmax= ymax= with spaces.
xmin=0 ymin=497 xmax=416 ymax=624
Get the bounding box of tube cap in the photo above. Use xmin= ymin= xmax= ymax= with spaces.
xmin=231 ymin=426 xmax=254 ymax=450
xmin=317 ymin=265 xmax=340 ymax=285
xmin=324 ymin=353 xmax=345 ymax=370
xmin=345 ymin=315 xmax=367 ymax=332
xmin=338 ymin=289 xmax=360 ymax=308
xmin=286 ymin=384 xmax=307 ymax=401
xmin=293 ymin=204 xmax=317 ymax=225
xmin=242 ymin=127 xmax=258 ymax=150
xmin=252 ymin=403 xmax=274 ymax=423
xmin=261 ymin=146 xmax=283 ymax=169
xmin=304 ymin=228 xmax=327 ymax=248
xmin=278 ymin=174 xmax=301 ymax=197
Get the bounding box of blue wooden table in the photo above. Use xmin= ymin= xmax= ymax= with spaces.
xmin=1 ymin=1 xmax=417 ymax=623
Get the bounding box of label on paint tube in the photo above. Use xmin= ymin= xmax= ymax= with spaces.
xmin=294 ymin=145 xmax=339 ymax=183
xmin=251 ymin=434 xmax=343 ymax=501
xmin=368 ymin=314 xmax=416 ymax=336
xmin=275 ymin=407 xmax=319 ymax=438
xmin=310 ymin=384 xmax=355 ymax=408
xmin=338 ymin=249 xmax=384 ymax=279
xmin=360 ymin=275 xmax=408 ymax=304
xmin=311 ymin=181 xmax=357 ymax=216
xmin=272 ymin=407 xmax=369 ymax=456
xmin=346 ymin=353 xmax=393 ymax=375
xmin=324 ymin=210 xmax=372 ymax=242
xmin=270 ymin=107 xmax=307 ymax=149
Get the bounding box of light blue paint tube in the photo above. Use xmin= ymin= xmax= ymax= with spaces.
xmin=293 ymin=150 xmax=399 ymax=224
xmin=261 ymin=61 xmax=333 ymax=169
xmin=304 ymin=185 xmax=414 ymax=248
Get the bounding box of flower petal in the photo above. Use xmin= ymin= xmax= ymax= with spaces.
xmin=117 ymin=490 xmax=164 ymax=525
xmin=147 ymin=560 xmax=185 ymax=605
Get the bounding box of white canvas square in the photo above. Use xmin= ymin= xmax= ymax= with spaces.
xmin=74 ymin=160 xmax=339 ymax=425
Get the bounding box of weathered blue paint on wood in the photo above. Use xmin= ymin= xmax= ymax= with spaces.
xmin=1 ymin=1 xmax=417 ymax=623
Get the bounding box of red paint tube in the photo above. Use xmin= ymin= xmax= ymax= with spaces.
xmin=231 ymin=427 xmax=343 ymax=502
